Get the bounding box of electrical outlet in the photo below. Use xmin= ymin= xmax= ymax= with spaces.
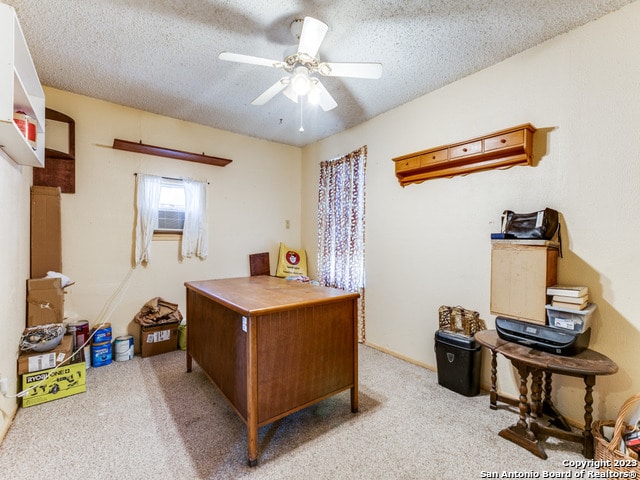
xmin=0 ymin=377 xmax=8 ymax=396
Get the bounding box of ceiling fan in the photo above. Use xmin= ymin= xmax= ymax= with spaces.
xmin=219 ymin=16 xmax=382 ymax=112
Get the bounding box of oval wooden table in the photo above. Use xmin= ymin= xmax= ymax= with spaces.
xmin=475 ymin=329 xmax=618 ymax=460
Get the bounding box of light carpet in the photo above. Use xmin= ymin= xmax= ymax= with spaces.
xmin=0 ymin=345 xmax=588 ymax=479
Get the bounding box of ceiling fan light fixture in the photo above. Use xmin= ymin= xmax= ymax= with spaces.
xmin=220 ymin=15 xmax=380 ymax=118
xmin=291 ymin=66 xmax=311 ymax=96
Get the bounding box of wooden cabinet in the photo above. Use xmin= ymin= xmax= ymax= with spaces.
xmin=0 ymin=4 xmax=45 ymax=167
xmin=490 ymin=240 xmax=558 ymax=325
xmin=393 ymin=124 xmax=536 ymax=186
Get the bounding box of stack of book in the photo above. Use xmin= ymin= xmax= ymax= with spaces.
xmin=546 ymin=285 xmax=589 ymax=310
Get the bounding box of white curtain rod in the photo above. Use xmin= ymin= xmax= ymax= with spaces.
xmin=133 ymin=173 xmax=209 ymax=185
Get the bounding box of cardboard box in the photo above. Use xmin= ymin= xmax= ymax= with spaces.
xmin=490 ymin=241 xmax=558 ymax=325
xmin=30 ymin=186 xmax=62 ymax=279
xmin=18 ymin=334 xmax=73 ymax=375
xmin=140 ymin=323 xmax=179 ymax=357
xmin=21 ymin=361 xmax=86 ymax=408
xmin=27 ymin=277 xmax=64 ymax=326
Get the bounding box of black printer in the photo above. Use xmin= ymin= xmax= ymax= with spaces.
xmin=495 ymin=316 xmax=590 ymax=356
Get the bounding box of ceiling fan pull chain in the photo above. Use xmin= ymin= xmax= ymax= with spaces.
xmin=299 ymin=97 xmax=305 ymax=133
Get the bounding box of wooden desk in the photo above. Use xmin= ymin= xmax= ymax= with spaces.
xmin=184 ymin=276 xmax=360 ymax=466
xmin=475 ymin=330 xmax=617 ymax=459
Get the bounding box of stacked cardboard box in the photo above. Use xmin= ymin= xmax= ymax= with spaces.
xmin=17 ymin=334 xmax=73 ymax=375
xmin=21 ymin=361 xmax=86 ymax=408
xmin=17 ymin=334 xmax=86 ymax=407
xmin=29 ymin=185 xmax=65 ymax=327
xmin=26 ymin=277 xmax=64 ymax=326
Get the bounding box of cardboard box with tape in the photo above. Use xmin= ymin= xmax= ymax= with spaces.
xmin=26 ymin=277 xmax=64 ymax=326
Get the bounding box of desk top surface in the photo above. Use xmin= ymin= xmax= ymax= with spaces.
xmin=476 ymin=330 xmax=618 ymax=377
xmin=185 ymin=276 xmax=359 ymax=316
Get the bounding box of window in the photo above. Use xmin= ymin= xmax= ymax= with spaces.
xmin=156 ymin=178 xmax=186 ymax=233
xmin=135 ymin=173 xmax=208 ymax=264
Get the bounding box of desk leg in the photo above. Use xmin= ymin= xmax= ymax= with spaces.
xmin=582 ymin=375 xmax=596 ymax=459
xmin=351 ymin=320 xmax=359 ymax=413
xmin=351 ymin=386 xmax=359 ymax=413
xmin=499 ymin=363 xmax=547 ymax=459
xmin=247 ymin=318 xmax=259 ymax=467
xmin=186 ymin=351 xmax=192 ymax=373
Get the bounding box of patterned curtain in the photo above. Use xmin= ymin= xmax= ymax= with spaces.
xmin=317 ymin=145 xmax=367 ymax=342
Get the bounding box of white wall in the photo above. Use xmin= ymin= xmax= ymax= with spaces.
xmin=0 ymin=152 xmax=31 ymax=437
xmin=302 ymin=1 xmax=640 ymax=422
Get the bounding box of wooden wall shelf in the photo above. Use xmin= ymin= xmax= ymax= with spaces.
xmin=392 ymin=123 xmax=536 ymax=186
xmin=112 ymin=138 xmax=232 ymax=167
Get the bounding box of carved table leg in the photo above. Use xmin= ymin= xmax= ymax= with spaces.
xmin=583 ymin=375 xmax=596 ymax=459
xmin=530 ymin=369 xmax=543 ymax=426
xmin=542 ymin=372 xmax=572 ymax=431
xmin=490 ymin=350 xmax=499 ymax=410
xmin=499 ymin=362 xmax=547 ymax=459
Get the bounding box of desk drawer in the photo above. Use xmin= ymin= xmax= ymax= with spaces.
xmin=450 ymin=140 xmax=482 ymax=159
xmin=420 ymin=149 xmax=448 ymax=167
xmin=395 ymin=156 xmax=421 ymax=173
xmin=484 ymin=130 xmax=524 ymax=151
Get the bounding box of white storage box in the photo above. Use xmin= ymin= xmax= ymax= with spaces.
xmin=545 ymin=303 xmax=596 ymax=333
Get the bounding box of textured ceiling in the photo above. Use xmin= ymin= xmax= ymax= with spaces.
xmin=5 ymin=0 xmax=635 ymax=147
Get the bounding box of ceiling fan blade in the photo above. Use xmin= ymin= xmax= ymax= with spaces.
xmin=282 ymin=82 xmax=299 ymax=103
xmin=251 ymin=78 xmax=288 ymax=106
xmin=311 ymin=80 xmax=337 ymax=112
xmin=319 ymin=62 xmax=383 ymax=79
xmin=297 ymin=17 xmax=328 ymax=57
xmin=219 ymin=52 xmax=285 ymax=69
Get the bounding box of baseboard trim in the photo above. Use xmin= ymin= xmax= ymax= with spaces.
xmin=0 ymin=402 xmax=18 ymax=446
xmin=363 ymin=341 xmax=436 ymax=372
xmin=363 ymin=341 xmax=583 ymax=430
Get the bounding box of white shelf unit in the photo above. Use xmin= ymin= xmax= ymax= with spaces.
xmin=0 ymin=3 xmax=45 ymax=167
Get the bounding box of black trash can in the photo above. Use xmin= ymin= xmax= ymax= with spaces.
xmin=434 ymin=330 xmax=482 ymax=397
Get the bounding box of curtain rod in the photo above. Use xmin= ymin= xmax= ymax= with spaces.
xmin=134 ymin=173 xmax=209 ymax=185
